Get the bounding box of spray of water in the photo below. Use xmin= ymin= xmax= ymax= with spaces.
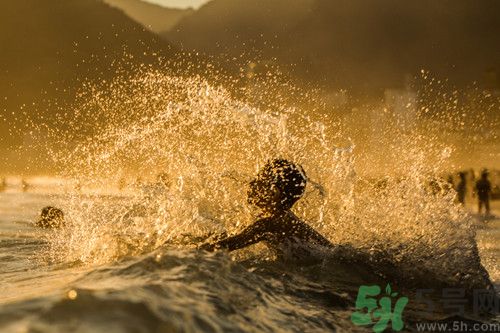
xmin=34 ymin=65 xmax=493 ymax=290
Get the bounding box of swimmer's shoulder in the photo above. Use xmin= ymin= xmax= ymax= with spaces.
xmin=279 ymin=213 xmax=333 ymax=248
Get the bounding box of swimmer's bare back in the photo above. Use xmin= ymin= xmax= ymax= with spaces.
xmin=200 ymin=212 xmax=333 ymax=252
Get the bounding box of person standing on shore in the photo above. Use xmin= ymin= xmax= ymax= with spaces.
xmin=456 ymin=172 xmax=467 ymax=205
xmin=475 ymin=170 xmax=492 ymax=216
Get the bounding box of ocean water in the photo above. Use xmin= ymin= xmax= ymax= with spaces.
xmin=1 ymin=71 xmax=499 ymax=332
xmin=0 ymin=191 xmax=498 ymax=333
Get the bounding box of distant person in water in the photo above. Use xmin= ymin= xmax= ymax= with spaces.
xmin=475 ymin=170 xmax=492 ymax=216
xmin=456 ymin=172 xmax=467 ymax=205
xmin=35 ymin=206 xmax=65 ymax=229
xmin=199 ymin=159 xmax=333 ymax=255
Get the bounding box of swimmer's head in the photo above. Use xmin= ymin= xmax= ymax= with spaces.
xmin=36 ymin=206 xmax=65 ymax=229
xmin=247 ymin=159 xmax=307 ymax=213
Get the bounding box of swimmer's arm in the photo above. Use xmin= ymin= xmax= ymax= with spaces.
xmin=199 ymin=219 xmax=269 ymax=252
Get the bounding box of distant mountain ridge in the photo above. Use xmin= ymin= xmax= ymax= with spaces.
xmin=0 ymin=0 xmax=177 ymax=160
xmin=103 ymin=0 xmax=193 ymax=33
xmin=164 ymin=0 xmax=500 ymax=93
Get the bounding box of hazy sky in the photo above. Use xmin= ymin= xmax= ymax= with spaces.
xmin=143 ymin=0 xmax=209 ymax=9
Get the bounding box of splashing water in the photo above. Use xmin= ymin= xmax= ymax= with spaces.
xmin=35 ymin=68 xmax=491 ymax=292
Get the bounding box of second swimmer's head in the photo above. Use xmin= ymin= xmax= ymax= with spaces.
xmin=247 ymin=159 xmax=307 ymax=213
xmin=36 ymin=206 xmax=65 ymax=229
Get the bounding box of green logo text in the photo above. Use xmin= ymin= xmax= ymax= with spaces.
xmin=351 ymin=284 xmax=409 ymax=333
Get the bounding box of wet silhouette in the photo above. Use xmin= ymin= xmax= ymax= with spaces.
xmin=200 ymin=159 xmax=333 ymax=256
xmin=475 ymin=170 xmax=492 ymax=216
xmin=35 ymin=206 xmax=65 ymax=229
xmin=456 ymin=172 xmax=467 ymax=205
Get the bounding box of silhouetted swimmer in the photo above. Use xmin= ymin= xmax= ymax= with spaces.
xmin=35 ymin=206 xmax=65 ymax=229
xmin=199 ymin=159 xmax=333 ymax=256
xmin=456 ymin=172 xmax=467 ymax=205
xmin=475 ymin=170 xmax=492 ymax=216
